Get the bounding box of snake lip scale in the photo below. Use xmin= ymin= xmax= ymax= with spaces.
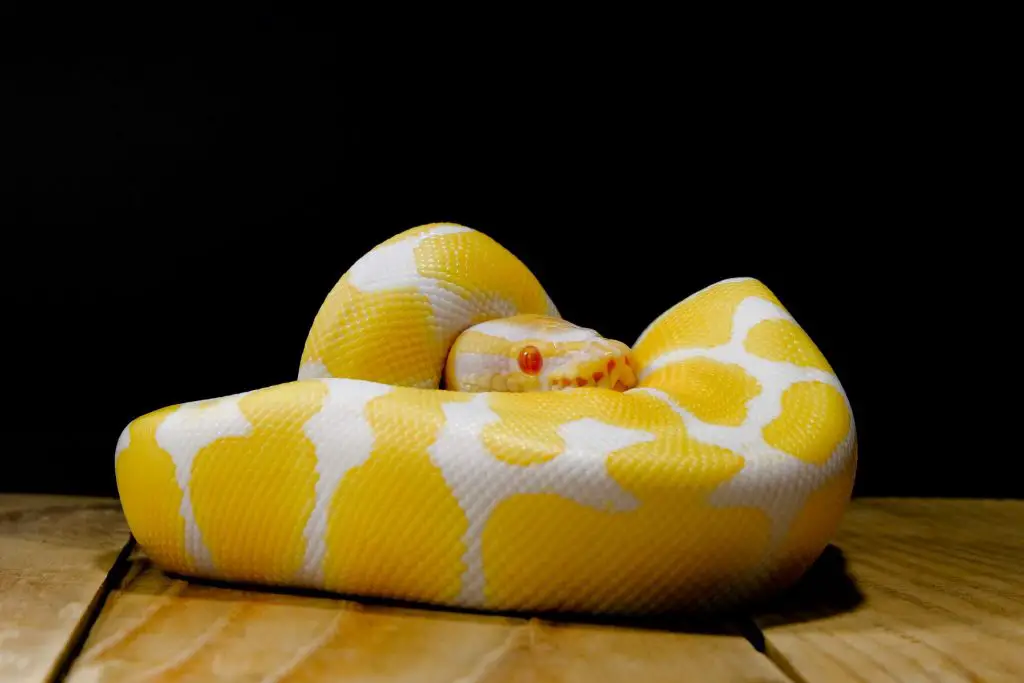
xmin=115 ymin=223 xmax=857 ymax=616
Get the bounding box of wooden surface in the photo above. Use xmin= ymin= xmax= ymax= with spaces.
xmin=3 ymin=495 xmax=1022 ymax=682
xmin=64 ymin=557 xmax=787 ymax=682
xmin=0 ymin=495 xmax=130 ymax=683
xmin=752 ymin=499 xmax=1024 ymax=683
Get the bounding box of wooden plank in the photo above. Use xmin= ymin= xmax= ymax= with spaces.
xmin=0 ymin=494 xmax=130 ymax=683
xmin=753 ymin=498 xmax=1024 ymax=683
xmin=66 ymin=553 xmax=788 ymax=682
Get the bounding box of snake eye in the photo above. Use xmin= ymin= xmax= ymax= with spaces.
xmin=518 ymin=345 xmax=543 ymax=375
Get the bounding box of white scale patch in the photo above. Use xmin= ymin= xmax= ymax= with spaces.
xmin=297 ymin=378 xmax=395 ymax=584
xmin=345 ymin=224 xmax=471 ymax=292
xmin=155 ymin=392 xmax=255 ymax=573
xmin=297 ymin=359 xmax=329 ymax=381
xmin=429 ymin=394 xmax=655 ymax=607
xmin=542 ymin=291 xmax=560 ymax=318
xmin=114 ymin=426 xmax=131 ymax=463
xmin=451 ymin=352 xmax=510 ymax=391
xmin=632 ymin=293 xmax=856 ymax=584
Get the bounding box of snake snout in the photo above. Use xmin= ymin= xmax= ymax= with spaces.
xmin=546 ymin=341 xmax=637 ymax=392
xmin=608 ymin=347 xmax=638 ymax=392
xmin=596 ymin=339 xmax=637 ymax=392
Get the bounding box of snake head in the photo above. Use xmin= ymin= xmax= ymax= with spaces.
xmin=445 ymin=314 xmax=637 ymax=393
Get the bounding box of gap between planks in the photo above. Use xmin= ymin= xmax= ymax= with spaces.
xmin=0 ymin=495 xmax=132 ymax=683
xmin=46 ymin=536 xmax=138 ymax=683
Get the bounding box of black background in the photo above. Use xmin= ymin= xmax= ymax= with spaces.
xmin=4 ymin=10 xmax=1006 ymax=499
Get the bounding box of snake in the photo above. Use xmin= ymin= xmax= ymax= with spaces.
xmin=114 ymin=223 xmax=857 ymax=615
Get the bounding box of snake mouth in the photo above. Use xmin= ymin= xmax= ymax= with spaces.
xmin=546 ymin=347 xmax=637 ymax=392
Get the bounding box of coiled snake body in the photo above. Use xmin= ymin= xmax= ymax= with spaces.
xmin=115 ymin=223 xmax=857 ymax=615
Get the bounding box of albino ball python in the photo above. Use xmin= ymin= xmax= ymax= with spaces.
xmin=115 ymin=223 xmax=857 ymax=615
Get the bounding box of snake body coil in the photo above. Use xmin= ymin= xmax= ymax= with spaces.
xmin=115 ymin=223 xmax=856 ymax=614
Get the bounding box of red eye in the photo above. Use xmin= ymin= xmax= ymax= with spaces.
xmin=518 ymin=345 xmax=543 ymax=375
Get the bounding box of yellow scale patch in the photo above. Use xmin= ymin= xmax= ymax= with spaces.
xmin=300 ymin=280 xmax=444 ymax=388
xmin=412 ymin=229 xmax=554 ymax=318
xmin=482 ymin=393 xmax=565 ymax=465
xmin=321 ymin=388 xmax=472 ymax=604
xmin=641 ymin=358 xmax=762 ymax=426
xmin=744 ymin=318 xmax=833 ymax=372
xmin=189 ymin=382 xmax=327 ymax=583
xmin=474 ymin=390 xmax=772 ymax=613
xmin=115 ymin=405 xmax=190 ymax=572
xmin=763 ymin=381 xmax=851 ymax=465
xmin=632 ymin=278 xmax=783 ymax=370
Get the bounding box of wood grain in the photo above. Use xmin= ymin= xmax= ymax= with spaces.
xmin=0 ymin=494 xmax=129 ymax=683
xmin=66 ymin=553 xmax=788 ymax=682
xmin=753 ymin=498 xmax=1024 ymax=682
xmin=11 ymin=495 xmax=1021 ymax=681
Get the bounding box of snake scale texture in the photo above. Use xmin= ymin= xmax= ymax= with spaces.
xmin=115 ymin=223 xmax=857 ymax=615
